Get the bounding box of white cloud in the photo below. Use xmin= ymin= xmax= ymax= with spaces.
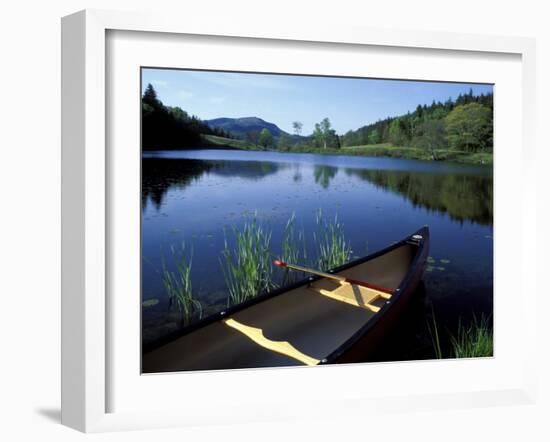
xmin=177 ymin=90 xmax=193 ymax=100
xmin=190 ymin=71 xmax=294 ymax=91
xmin=209 ymin=96 xmax=226 ymax=104
xmin=151 ymin=79 xmax=168 ymax=88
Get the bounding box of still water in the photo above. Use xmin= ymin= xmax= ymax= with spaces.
xmin=142 ymin=150 xmax=493 ymax=360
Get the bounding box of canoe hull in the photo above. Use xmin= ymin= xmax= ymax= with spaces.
xmin=327 ymin=226 xmax=429 ymax=364
xmin=142 ymin=226 xmax=430 ymax=371
xmin=333 ymin=253 xmax=426 ymax=363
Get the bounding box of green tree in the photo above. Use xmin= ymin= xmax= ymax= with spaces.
xmin=313 ymin=123 xmax=323 ymax=148
xmin=292 ymin=121 xmax=303 ymax=136
xmin=258 ymin=128 xmax=274 ymax=148
xmin=246 ymin=131 xmax=260 ymax=147
xmin=420 ymin=120 xmax=446 ymax=160
xmin=389 ymin=118 xmax=408 ymax=146
xmin=143 ymin=83 xmax=161 ymax=108
xmin=313 ymin=117 xmax=334 ymax=149
xmin=278 ymin=133 xmax=293 ymax=149
xmin=368 ymin=128 xmax=380 ymax=144
xmin=168 ymin=106 xmax=190 ymax=122
xmin=445 ymin=103 xmax=492 ymax=151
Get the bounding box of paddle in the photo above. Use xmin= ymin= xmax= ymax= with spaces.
xmin=273 ymin=259 xmax=394 ymax=294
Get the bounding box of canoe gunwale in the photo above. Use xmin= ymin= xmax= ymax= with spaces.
xmin=142 ymin=226 xmax=430 ymax=360
xmin=321 ymin=226 xmax=430 ymax=364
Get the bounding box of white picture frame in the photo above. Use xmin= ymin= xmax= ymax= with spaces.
xmin=61 ymin=9 xmax=537 ymax=433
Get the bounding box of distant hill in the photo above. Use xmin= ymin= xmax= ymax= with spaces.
xmin=206 ymin=117 xmax=287 ymax=139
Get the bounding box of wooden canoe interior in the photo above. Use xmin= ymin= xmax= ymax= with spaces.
xmin=142 ymin=242 xmax=417 ymax=373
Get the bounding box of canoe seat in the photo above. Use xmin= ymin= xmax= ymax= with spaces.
xmin=307 ymin=280 xmax=391 ymax=313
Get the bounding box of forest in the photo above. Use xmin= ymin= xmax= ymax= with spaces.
xmin=339 ymin=89 xmax=493 ymax=154
xmin=142 ymin=83 xmax=493 ymax=156
xmin=141 ymin=84 xmax=236 ymax=150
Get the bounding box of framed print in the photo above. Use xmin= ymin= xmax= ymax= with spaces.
xmin=61 ymin=9 xmax=537 ymax=433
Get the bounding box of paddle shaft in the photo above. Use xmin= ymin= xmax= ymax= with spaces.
xmin=273 ymin=260 xmax=394 ymax=294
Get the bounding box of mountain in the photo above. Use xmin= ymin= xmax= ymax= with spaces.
xmin=206 ymin=117 xmax=286 ymax=139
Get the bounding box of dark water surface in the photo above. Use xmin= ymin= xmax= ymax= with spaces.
xmin=142 ymin=149 xmax=493 ymax=361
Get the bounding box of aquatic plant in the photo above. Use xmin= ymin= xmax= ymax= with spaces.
xmin=142 ymin=298 xmax=159 ymax=308
xmin=221 ymin=215 xmax=273 ymax=306
xmin=279 ymin=213 xmax=308 ymax=285
xmin=427 ymin=307 xmax=443 ymax=359
xmin=161 ymin=242 xmax=202 ymax=327
xmin=450 ymin=314 xmax=493 ymax=358
xmin=428 ymin=310 xmax=493 ymax=359
xmin=219 ymin=211 xmax=353 ymax=306
xmin=313 ymin=209 xmax=352 ymax=271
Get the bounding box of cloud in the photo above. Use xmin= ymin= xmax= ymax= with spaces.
xmin=177 ymin=90 xmax=193 ymax=100
xmin=190 ymin=71 xmax=294 ymax=91
xmin=151 ymin=79 xmax=168 ymax=88
xmin=209 ymin=96 xmax=226 ymax=104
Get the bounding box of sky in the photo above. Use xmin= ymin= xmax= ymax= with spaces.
xmin=142 ymin=68 xmax=493 ymax=135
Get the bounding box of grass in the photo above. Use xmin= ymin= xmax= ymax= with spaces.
xmin=428 ymin=310 xmax=493 ymax=359
xmin=260 ymin=142 xmax=492 ymax=165
xmin=161 ymin=242 xmax=202 ymax=327
xmin=427 ymin=307 xmax=443 ymax=359
xmin=280 ymin=213 xmax=308 ymax=285
xmin=200 ymin=133 xmax=493 ymax=166
xmin=164 ymin=211 xmax=354 ymax=316
xmin=201 ymin=134 xmax=261 ymax=150
xmin=313 ymin=209 xmax=353 ymax=271
xmin=221 ymin=216 xmax=274 ymax=306
xmin=340 ymin=144 xmax=492 ymax=165
xmin=220 ymin=211 xmax=354 ymax=306
xmin=450 ymin=315 xmax=493 ymax=358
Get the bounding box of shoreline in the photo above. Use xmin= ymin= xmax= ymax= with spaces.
xmin=198 ymin=135 xmax=492 ymax=165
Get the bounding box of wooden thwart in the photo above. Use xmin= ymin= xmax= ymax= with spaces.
xmin=308 ymin=280 xmax=391 ymax=313
xmin=223 ymin=318 xmax=320 ymax=366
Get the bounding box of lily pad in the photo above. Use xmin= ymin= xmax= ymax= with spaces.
xmin=426 ymin=265 xmax=434 ymax=272
xmin=437 ymin=266 xmax=445 ymax=271
xmin=142 ymin=298 xmax=159 ymax=308
xmin=440 ymin=259 xmax=451 ymax=264
xmin=427 ymin=256 xmax=435 ymax=264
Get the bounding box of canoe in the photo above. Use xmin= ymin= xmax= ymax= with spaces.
xmin=142 ymin=226 xmax=430 ymax=373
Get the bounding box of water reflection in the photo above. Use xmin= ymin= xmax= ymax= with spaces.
xmin=345 ymin=168 xmax=493 ymax=225
xmin=142 ymin=158 xmax=213 ymax=211
xmin=141 ymin=150 xmax=493 ymax=353
xmin=142 ymin=158 xmax=288 ymax=211
xmin=143 ymin=156 xmax=492 ymax=225
xmin=313 ymin=165 xmax=338 ymax=189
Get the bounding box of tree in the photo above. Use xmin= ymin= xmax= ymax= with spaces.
xmin=292 ymin=121 xmax=303 ymax=136
xmin=420 ymin=120 xmax=446 ymax=160
xmin=445 ymin=103 xmax=492 ymax=152
xmin=168 ymin=106 xmax=190 ymax=122
xmin=246 ymin=131 xmax=260 ymax=147
xmin=313 ymin=123 xmax=323 ymax=148
xmin=368 ymin=128 xmax=380 ymax=144
xmin=143 ymin=83 xmax=161 ymax=108
xmin=389 ymin=118 xmax=408 ymax=146
xmin=313 ymin=117 xmax=333 ymax=149
xmin=278 ymin=133 xmax=293 ymax=149
xmin=258 ymin=128 xmax=274 ymax=148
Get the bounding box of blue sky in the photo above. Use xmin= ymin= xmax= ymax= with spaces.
xmin=142 ymin=68 xmax=493 ymax=135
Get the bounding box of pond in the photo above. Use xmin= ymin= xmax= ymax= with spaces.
xmin=141 ymin=149 xmax=493 ymax=361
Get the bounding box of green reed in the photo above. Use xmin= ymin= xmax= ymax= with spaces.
xmin=313 ymin=209 xmax=352 ymax=271
xmin=428 ymin=310 xmax=493 ymax=359
xmin=221 ymin=216 xmax=273 ymax=306
xmin=450 ymin=314 xmax=493 ymax=358
xmin=427 ymin=307 xmax=443 ymax=359
xmin=280 ymin=213 xmax=308 ymax=285
xmin=161 ymin=242 xmax=202 ymax=327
